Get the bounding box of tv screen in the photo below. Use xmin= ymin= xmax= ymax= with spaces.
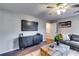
xmin=21 ymin=20 xmax=38 ymax=31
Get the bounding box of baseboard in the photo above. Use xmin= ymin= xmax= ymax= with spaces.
xmin=0 ymin=48 xmax=19 ymax=54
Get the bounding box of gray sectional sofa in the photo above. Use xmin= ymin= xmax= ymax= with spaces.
xmin=60 ymin=34 xmax=79 ymax=51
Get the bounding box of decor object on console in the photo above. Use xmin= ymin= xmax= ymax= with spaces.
xmin=19 ymin=33 xmax=43 ymax=49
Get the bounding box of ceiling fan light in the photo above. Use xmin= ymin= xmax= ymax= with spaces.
xmin=58 ymin=6 xmax=64 ymax=9
xmin=63 ymin=3 xmax=67 ymax=6
xmin=61 ymin=9 xmax=66 ymax=13
xmin=57 ymin=3 xmax=67 ymax=9
xmin=57 ymin=10 xmax=61 ymax=15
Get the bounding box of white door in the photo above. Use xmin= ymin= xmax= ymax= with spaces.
xmin=46 ymin=23 xmax=57 ymax=39
xmin=51 ymin=23 xmax=57 ymax=39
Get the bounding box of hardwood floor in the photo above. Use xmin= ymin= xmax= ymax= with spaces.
xmin=17 ymin=41 xmax=47 ymax=56
xmin=1 ymin=41 xmax=79 ymax=56
xmin=0 ymin=41 xmax=48 ymax=56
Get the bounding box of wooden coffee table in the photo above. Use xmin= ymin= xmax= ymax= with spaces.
xmin=40 ymin=43 xmax=53 ymax=56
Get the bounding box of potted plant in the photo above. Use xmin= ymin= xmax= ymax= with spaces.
xmin=54 ymin=34 xmax=63 ymax=46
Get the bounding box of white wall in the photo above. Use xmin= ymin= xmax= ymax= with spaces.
xmin=0 ymin=10 xmax=46 ymax=54
xmin=58 ymin=15 xmax=79 ymax=35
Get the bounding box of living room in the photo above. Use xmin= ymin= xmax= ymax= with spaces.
xmin=0 ymin=3 xmax=79 ymax=56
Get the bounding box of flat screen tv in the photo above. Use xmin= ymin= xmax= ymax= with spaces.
xmin=21 ymin=20 xmax=38 ymax=31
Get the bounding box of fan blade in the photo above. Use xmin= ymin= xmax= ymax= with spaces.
xmin=72 ymin=4 xmax=79 ymax=7
xmin=47 ymin=6 xmax=54 ymax=8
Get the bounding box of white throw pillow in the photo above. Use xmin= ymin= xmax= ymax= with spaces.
xmin=62 ymin=34 xmax=70 ymax=40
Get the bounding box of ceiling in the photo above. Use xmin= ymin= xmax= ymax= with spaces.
xmin=0 ymin=3 xmax=79 ymax=20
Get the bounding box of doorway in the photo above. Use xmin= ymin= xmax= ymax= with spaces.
xmin=46 ymin=22 xmax=57 ymax=40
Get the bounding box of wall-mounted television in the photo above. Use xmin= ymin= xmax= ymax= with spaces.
xmin=21 ymin=20 xmax=38 ymax=31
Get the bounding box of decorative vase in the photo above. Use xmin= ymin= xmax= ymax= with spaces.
xmin=56 ymin=41 xmax=59 ymax=46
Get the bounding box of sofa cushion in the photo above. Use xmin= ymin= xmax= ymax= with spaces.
xmin=71 ymin=34 xmax=79 ymax=42
xmin=69 ymin=41 xmax=79 ymax=48
xmin=68 ymin=34 xmax=72 ymax=40
xmin=60 ymin=40 xmax=70 ymax=45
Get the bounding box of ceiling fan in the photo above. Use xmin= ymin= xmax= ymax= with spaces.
xmin=47 ymin=3 xmax=79 ymax=8
xmin=46 ymin=3 xmax=79 ymax=15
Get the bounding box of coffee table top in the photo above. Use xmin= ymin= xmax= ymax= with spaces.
xmin=40 ymin=43 xmax=70 ymax=56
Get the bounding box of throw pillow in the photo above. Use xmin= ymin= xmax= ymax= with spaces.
xmin=62 ymin=34 xmax=70 ymax=40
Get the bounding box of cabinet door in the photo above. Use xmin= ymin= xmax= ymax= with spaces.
xmin=33 ymin=35 xmax=43 ymax=44
xmin=22 ymin=36 xmax=33 ymax=47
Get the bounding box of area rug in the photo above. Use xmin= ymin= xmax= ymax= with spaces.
xmin=25 ymin=49 xmax=79 ymax=56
